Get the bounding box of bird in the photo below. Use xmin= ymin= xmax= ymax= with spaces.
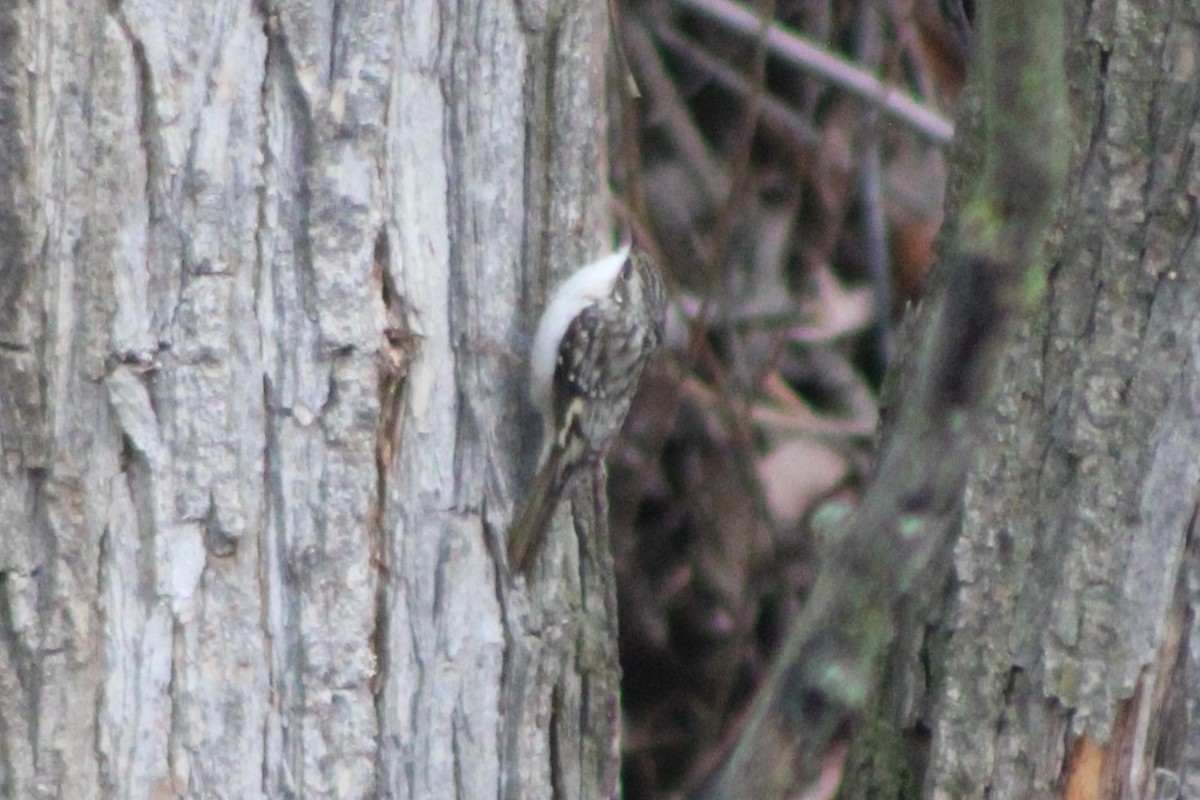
xmin=506 ymin=243 xmax=667 ymax=573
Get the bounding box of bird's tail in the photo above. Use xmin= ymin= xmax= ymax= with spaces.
xmin=506 ymin=446 xmax=566 ymax=573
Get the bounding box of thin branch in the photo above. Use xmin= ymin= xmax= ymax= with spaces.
xmin=652 ymin=23 xmax=820 ymax=150
xmin=854 ymin=0 xmax=895 ymax=368
xmin=621 ymin=17 xmax=730 ymax=204
xmin=673 ymin=0 xmax=955 ymax=144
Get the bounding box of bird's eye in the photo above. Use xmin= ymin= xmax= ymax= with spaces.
xmin=620 ymin=260 xmax=634 ymax=282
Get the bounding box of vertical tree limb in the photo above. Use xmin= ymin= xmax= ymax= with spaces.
xmin=694 ymin=2 xmax=1069 ymax=797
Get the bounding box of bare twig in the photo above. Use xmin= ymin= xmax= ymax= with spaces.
xmin=652 ymin=23 xmax=819 ymax=150
xmin=673 ymin=0 xmax=955 ymax=144
xmin=854 ymin=0 xmax=895 ymax=367
xmin=621 ymin=18 xmax=729 ymax=204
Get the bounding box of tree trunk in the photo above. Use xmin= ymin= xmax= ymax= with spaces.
xmin=0 ymin=2 xmax=618 ymax=798
xmin=843 ymin=0 xmax=1200 ymax=797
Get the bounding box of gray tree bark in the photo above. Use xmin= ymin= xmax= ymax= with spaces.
xmin=843 ymin=0 xmax=1200 ymax=797
xmin=0 ymin=2 xmax=619 ymax=798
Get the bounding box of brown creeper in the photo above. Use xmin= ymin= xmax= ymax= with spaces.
xmin=506 ymin=243 xmax=667 ymax=573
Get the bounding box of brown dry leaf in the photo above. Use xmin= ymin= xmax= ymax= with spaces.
xmin=758 ymin=438 xmax=849 ymax=526
xmin=793 ymin=262 xmax=875 ymax=342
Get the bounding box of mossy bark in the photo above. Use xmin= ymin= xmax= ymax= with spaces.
xmin=698 ymin=1 xmax=1071 ymax=797
xmin=845 ymin=0 xmax=1200 ymax=797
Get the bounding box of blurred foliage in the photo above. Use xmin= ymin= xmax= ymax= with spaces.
xmin=606 ymin=0 xmax=967 ymax=796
